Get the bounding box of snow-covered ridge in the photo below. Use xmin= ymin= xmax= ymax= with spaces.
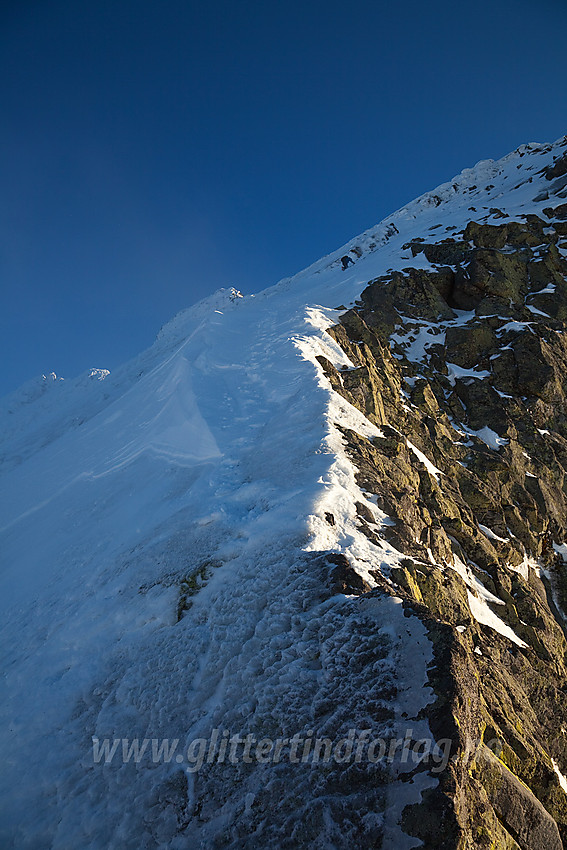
xmin=1 ymin=134 xmax=566 ymax=848
xmin=277 ymin=133 xmax=567 ymax=282
xmin=0 ymin=271 xmax=437 ymax=848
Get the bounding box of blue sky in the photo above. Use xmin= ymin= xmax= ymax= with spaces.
xmin=1 ymin=0 xmax=566 ymax=397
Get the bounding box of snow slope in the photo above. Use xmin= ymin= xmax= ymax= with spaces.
xmin=1 ymin=136 xmax=565 ymax=849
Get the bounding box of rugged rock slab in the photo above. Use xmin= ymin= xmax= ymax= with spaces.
xmin=325 ymin=215 xmax=567 ymax=848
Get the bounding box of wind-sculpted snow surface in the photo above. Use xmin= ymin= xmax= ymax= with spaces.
xmin=1 ymin=136 xmax=567 ymax=848
xmin=0 ymin=290 xmax=435 ymax=849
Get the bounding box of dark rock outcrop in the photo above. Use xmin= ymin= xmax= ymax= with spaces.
xmin=324 ymin=215 xmax=567 ymax=848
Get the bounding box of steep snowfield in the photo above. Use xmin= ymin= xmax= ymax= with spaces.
xmin=1 ymin=136 xmax=565 ymax=848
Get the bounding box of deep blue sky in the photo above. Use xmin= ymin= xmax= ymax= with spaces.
xmin=1 ymin=0 xmax=566 ymax=396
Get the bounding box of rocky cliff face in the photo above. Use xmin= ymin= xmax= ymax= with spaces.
xmin=318 ymin=171 xmax=567 ymax=846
